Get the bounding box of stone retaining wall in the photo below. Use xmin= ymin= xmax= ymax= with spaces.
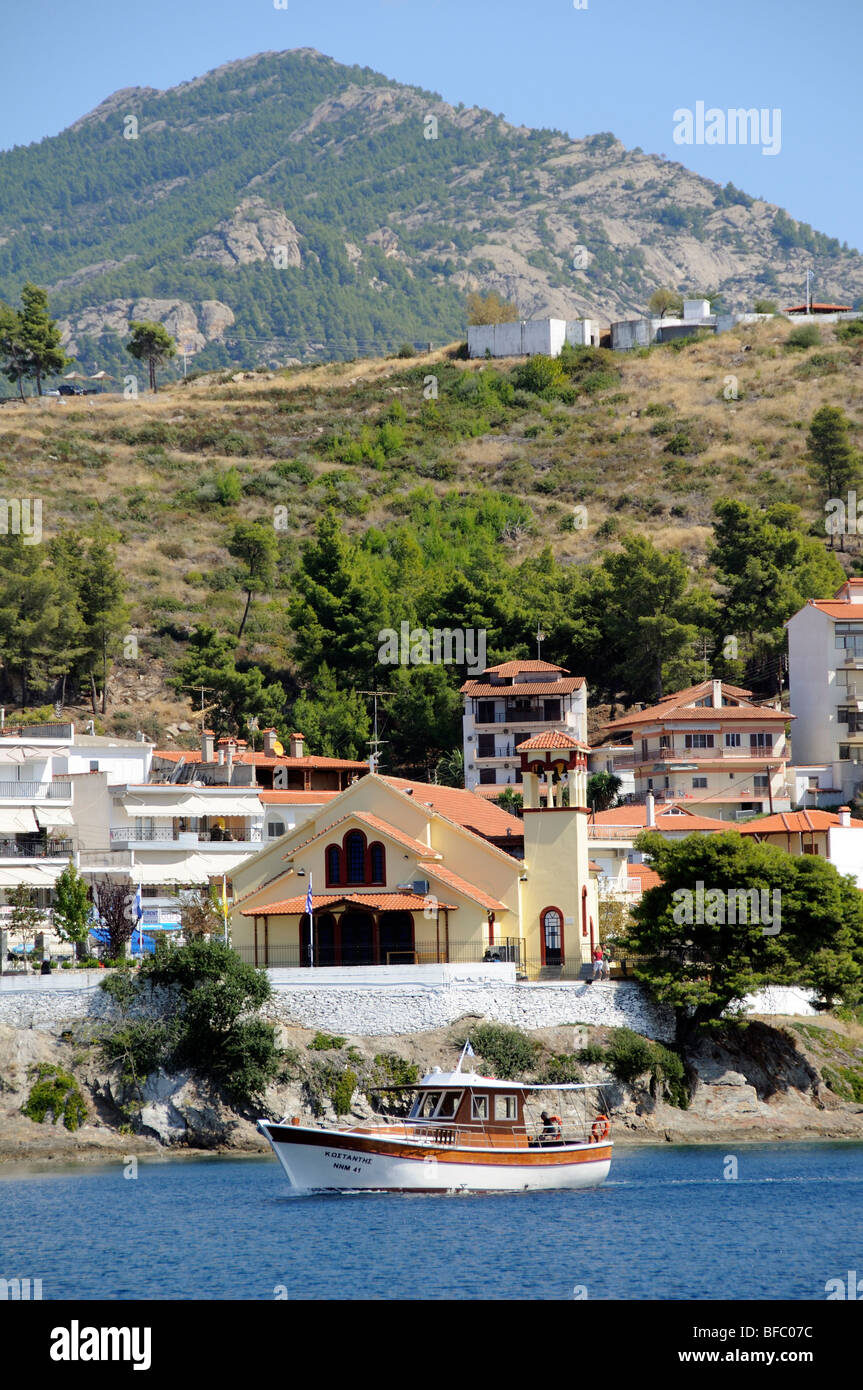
xmin=0 ymin=976 xmax=815 ymax=1040
xmin=0 ymin=976 xmax=675 ymax=1040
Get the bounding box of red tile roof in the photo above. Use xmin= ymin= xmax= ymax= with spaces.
xmin=423 ymin=864 xmax=508 ymax=913
xmin=241 ymin=891 xmax=456 ymax=916
xmin=739 ymin=810 xmax=863 ymax=835
xmin=154 ymin=748 xmax=368 ymax=769
xmin=626 ymin=863 xmax=662 ymax=890
xmin=461 ymin=678 xmax=585 ymax=697
xmin=380 ymin=777 xmax=523 ymax=841
xmin=515 ymin=730 xmax=590 ymax=751
xmin=784 ymin=303 xmax=852 ymax=312
xmin=604 ymin=680 xmax=789 ymax=730
xmin=806 ymin=601 xmax=863 ymax=619
xmin=481 ymin=660 xmax=569 ymax=675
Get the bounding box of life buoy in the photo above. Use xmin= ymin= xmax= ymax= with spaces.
xmin=590 ymin=1114 xmax=610 ymax=1143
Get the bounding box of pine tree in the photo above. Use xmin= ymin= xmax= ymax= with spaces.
xmin=126 ymin=320 xmax=176 ymax=393
xmin=18 ymin=283 xmax=70 ymax=395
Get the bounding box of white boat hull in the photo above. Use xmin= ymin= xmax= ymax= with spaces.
xmin=259 ymin=1122 xmax=611 ymax=1193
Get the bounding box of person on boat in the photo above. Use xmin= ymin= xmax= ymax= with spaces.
xmin=540 ymin=1110 xmax=562 ymax=1141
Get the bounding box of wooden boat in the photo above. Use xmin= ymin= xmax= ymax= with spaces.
xmin=258 ymin=1053 xmax=612 ymax=1194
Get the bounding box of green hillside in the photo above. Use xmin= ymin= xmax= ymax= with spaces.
xmin=0 ymin=316 xmax=860 ymax=772
xmin=1 ymin=48 xmax=861 ymax=386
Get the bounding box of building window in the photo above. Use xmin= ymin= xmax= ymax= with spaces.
xmin=477 ymin=701 xmax=496 ymax=724
xmin=754 ymin=775 xmax=769 ymax=792
xmin=750 ymin=733 xmax=771 ymax=749
xmin=345 ymin=831 xmax=366 ymax=884
xmin=369 ymin=842 xmax=385 ymax=884
xmin=685 ymin=734 xmax=714 ymax=749
xmin=839 ymin=745 xmax=852 ymax=761
xmin=479 ymin=768 xmax=497 ymax=784
xmin=659 ymin=735 xmax=671 ymax=750
xmin=692 ymin=777 xmax=708 ymax=789
xmin=477 ymin=734 xmax=495 ymax=758
xmin=326 ymin=833 xmax=386 ymax=887
xmin=267 ymin=821 xmax=285 ymax=839
xmin=725 ymin=733 xmax=741 ymax=747
xmin=89 ymin=760 xmax=99 ymax=772
xmin=325 ymin=845 xmax=341 ymax=885
xmin=541 ymin=906 xmax=564 ymax=966
xmin=543 ymin=699 xmax=561 ymax=721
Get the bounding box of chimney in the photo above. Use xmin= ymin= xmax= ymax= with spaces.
xmin=839 ymin=806 xmax=851 ymax=827
xmin=201 ymin=729 xmax=215 ymax=762
xmin=289 ymin=732 xmax=305 ymax=759
xmin=646 ymin=791 xmax=656 ymax=827
xmin=226 ymin=740 xmax=234 ymax=783
xmin=262 ymin=727 xmax=278 ymax=756
xmin=712 ymin=679 xmax=722 ymax=708
xmin=217 ymin=749 xmax=224 ymax=766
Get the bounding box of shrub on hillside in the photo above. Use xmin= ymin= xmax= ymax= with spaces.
xmin=786 ymin=324 xmax=821 ymax=349
xmin=466 ymin=1023 xmax=540 ymax=1078
xmin=22 ymin=1064 xmax=87 ymax=1131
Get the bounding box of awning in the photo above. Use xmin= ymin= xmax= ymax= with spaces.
xmin=34 ymin=806 xmax=75 ymax=829
xmin=0 ymin=864 xmax=62 ymax=886
xmin=133 ymin=852 xmax=250 ymax=886
xmin=117 ymin=794 xmax=263 ymax=819
xmin=0 ymin=807 xmax=39 ymax=834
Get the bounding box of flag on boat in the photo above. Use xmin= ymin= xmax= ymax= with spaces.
xmin=465 ymin=1041 xmax=475 ymax=1057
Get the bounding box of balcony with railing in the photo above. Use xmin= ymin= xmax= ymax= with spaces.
xmin=609 ymin=747 xmax=781 ymax=768
xmin=109 ymin=823 xmax=263 ymax=847
xmin=0 ymin=722 xmax=74 ymax=741
xmin=0 ymin=838 xmax=73 ymax=859
xmin=0 ymin=780 xmax=72 ymax=799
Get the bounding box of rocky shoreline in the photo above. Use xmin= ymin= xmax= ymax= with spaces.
xmin=2 ymin=1014 xmax=863 ymax=1167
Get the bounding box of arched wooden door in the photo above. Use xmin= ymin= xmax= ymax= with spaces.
xmin=540 ymin=906 xmax=564 ymax=968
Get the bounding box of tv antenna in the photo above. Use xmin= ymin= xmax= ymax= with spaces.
xmin=358 ymin=690 xmax=395 ymax=772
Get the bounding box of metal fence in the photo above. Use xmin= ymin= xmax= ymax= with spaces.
xmin=233 ymin=938 xmax=524 ymax=970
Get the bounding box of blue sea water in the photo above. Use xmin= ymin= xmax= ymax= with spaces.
xmin=1 ymin=1142 xmax=862 ymax=1300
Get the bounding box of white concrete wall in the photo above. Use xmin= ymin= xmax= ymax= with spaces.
xmin=827 ymin=825 xmax=863 ymax=887
xmin=788 ymin=605 xmax=837 ymax=766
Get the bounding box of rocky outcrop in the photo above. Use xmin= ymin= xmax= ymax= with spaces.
xmin=191 ymin=198 xmax=302 ymax=268
xmin=57 ymin=298 xmax=235 ymax=356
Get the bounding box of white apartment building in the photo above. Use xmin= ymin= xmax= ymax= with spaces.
xmin=0 ymin=721 xmax=152 ymax=912
xmin=460 ymin=661 xmax=587 ymax=794
xmin=602 ymin=679 xmax=792 ymax=821
xmin=787 ymin=578 xmax=863 ymax=805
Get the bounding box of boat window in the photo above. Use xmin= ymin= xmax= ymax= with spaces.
xmin=416 ymin=1092 xmax=442 ymax=1118
xmin=471 ymin=1094 xmax=489 ymax=1121
xmin=435 ymin=1091 xmax=463 ymax=1119
xmin=495 ymin=1095 xmax=518 ymax=1121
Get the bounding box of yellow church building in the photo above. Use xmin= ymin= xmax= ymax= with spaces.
xmin=229 ymin=732 xmax=599 ymax=979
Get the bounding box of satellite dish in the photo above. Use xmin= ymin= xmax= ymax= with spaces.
xmin=273 ymin=740 xmax=285 ymax=757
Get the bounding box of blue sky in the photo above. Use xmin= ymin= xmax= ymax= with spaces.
xmin=3 ymin=0 xmax=861 ymax=249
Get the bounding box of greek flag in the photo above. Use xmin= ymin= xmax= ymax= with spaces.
xmin=305 ymin=874 xmax=314 ymax=968
xmin=134 ymin=884 xmax=144 ymax=955
xmin=464 ymin=1041 xmax=475 ymax=1057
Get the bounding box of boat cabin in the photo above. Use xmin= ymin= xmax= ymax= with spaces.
xmin=406 ymin=1070 xmax=526 ymax=1139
